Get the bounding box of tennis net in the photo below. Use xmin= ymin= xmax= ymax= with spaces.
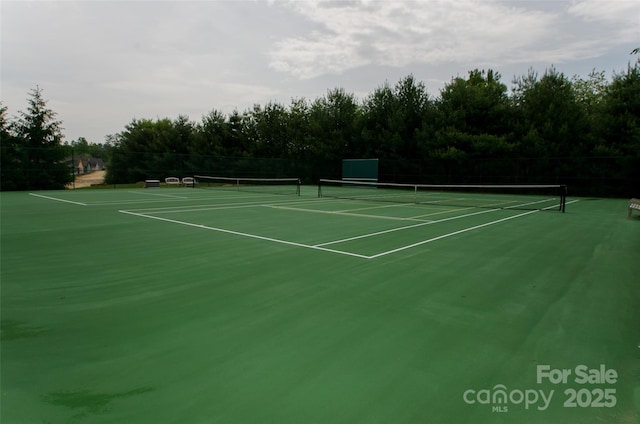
xmin=194 ymin=175 xmax=301 ymax=196
xmin=318 ymin=179 xmax=567 ymax=212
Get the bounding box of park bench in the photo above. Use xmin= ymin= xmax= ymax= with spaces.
xmin=629 ymin=198 xmax=640 ymax=219
xmin=165 ymin=177 xmax=180 ymax=186
xmin=144 ymin=179 xmax=160 ymax=188
xmin=182 ymin=177 xmax=196 ymax=187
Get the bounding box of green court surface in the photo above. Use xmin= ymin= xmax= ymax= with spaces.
xmin=1 ymin=186 xmax=639 ymax=423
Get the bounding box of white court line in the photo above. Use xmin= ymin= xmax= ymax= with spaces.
xmin=368 ymin=210 xmax=538 ymax=259
xmin=125 ymin=197 xmax=332 ymax=214
xmin=127 ymin=200 xmax=270 ymax=213
xmin=315 ymin=207 xmax=501 ymax=247
xmin=190 ymin=190 xmax=303 ymax=202
xmin=147 ymin=203 xmax=274 ymax=214
xmin=127 ymin=190 xmax=189 ymax=199
xmin=86 ymin=193 xmax=312 ymax=207
xmin=316 ymin=199 xmax=575 ymax=247
xmin=118 ymin=209 xmax=370 ymax=259
xmin=335 ymin=203 xmax=415 ymax=213
xmin=119 ymin=199 xmax=580 ymax=260
xmin=29 ymin=193 xmax=87 ymax=206
xmin=408 ymin=206 xmax=475 ymax=219
xmin=267 ymin=205 xmax=430 ymax=222
xmin=368 ymin=199 xmax=580 ymax=259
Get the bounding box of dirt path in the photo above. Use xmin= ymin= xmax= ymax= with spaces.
xmin=69 ymin=170 xmax=106 ymax=188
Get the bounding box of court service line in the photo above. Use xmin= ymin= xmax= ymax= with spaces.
xmin=368 ymin=199 xmax=580 ymax=259
xmin=368 ymin=209 xmax=539 ymax=259
xmin=335 ymin=203 xmax=415 ymax=213
xmin=145 ymin=203 xmax=277 ymax=214
xmin=316 ymin=198 xmax=569 ymax=248
xmin=314 ymin=207 xmax=501 ymax=247
xmin=407 ymin=206 xmax=475 ymax=219
xmin=118 ymin=209 xmax=370 ymax=259
xmin=29 ymin=193 xmax=87 ymax=206
xmin=125 ymin=197 xmax=338 ymax=214
xmin=267 ymin=205 xmax=430 ymax=222
xmin=90 ymin=194 xmax=315 ymax=208
xmin=189 ymin=189 xmax=309 ymax=202
xmin=127 ymin=190 xmax=189 ymax=199
xmin=90 ymin=196 xmax=214 ymax=206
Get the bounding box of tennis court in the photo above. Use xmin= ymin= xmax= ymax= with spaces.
xmin=1 ymin=183 xmax=638 ymax=423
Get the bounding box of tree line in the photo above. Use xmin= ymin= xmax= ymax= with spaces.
xmin=2 ymin=62 xmax=639 ymax=195
xmin=106 ymin=64 xmax=639 ymax=196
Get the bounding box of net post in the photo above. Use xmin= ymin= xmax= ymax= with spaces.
xmin=317 ymin=180 xmax=322 ymax=198
xmin=560 ymin=185 xmax=567 ymax=213
xmin=296 ymin=179 xmax=301 ymax=196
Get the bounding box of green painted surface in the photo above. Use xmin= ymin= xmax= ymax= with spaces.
xmin=1 ymin=188 xmax=638 ymax=423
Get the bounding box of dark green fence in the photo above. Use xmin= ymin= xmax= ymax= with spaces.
xmin=3 ymin=147 xmax=637 ymax=198
xmin=378 ymin=156 xmax=639 ymax=198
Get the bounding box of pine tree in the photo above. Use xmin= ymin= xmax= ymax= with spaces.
xmin=11 ymin=86 xmax=72 ymax=190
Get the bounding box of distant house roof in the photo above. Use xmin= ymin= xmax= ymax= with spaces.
xmin=67 ymin=156 xmax=106 ymax=172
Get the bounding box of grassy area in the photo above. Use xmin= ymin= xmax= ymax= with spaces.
xmin=1 ymin=187 xmax=639 ymax=423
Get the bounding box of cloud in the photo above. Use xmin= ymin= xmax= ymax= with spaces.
xmin=567 ymin=0 xmax=640 ymax=40
xmin=2 ymin=1 xmax=282 ymax=135
xmin=567 ymin=0 xmax=640 ymax=25
xmin=2 ymin=0 xmax=637 ymax=143
xmin=268 ymin=0 xmax=638 ymax=79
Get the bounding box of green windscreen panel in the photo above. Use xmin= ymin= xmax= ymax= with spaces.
xmin=342 ymin=159 xmax=379 ymax=182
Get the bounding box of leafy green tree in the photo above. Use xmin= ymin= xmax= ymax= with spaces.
xmin=391 ymin=75 xmax=432 ymax=160
xmin=571 ymin=69 xmax=609 ymax=151
xmin=361 ymin=82 xmax=396 ymax=158
xmin=194 ymin=109 xmax=227 ymax=157
xmin=106 ymin=118 xmax=173 ymax=182
xmin=424 ymin=70 xmax=512 ymax=182
xmin=224 ymin=110 xmax=252 ymax=157
xmin=170 ymin=115 xmax=195 ymax=154
xmin=598 ymin=61 xmax=640 ymax=156
xmin=9 ymin=87 xmax=71 ymax=190
xmin=308 ymin=88 xmax=361 ymax=160
xmin=107 ymin=119 xmax=153 ymax=182
xmin=286 ymin=98 xmax=311 ymax=160
xmin=160 ymin=115 xmax=194 ymax=176
xmin=512 ymin=68 xmax=588 ymax=158
xmin=283 ymin=98 xmax=312 ymax=180
xmin=436 ymin=69 xmax=510 ymax=137
xmin=251 ymin=102 xmax=289 ymax=158
xmin=103 ymin=136 xmax=124 ymax=185
xmin=361 ymin=75 xmax=432 ymax=166
xmin=571 ymin=70 xmax=608 ymax=115
xmin=67 ymin=136 xmax=108 ymax=158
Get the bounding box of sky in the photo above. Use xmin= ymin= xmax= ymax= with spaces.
xmin=1 ymin=0 xmax=639 ymax=144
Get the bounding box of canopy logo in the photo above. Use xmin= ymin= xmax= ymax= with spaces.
xmin=463 ymin=385 xmax=553 ymax=412
xmin=462 ymin=364 xmax=618 ymax=413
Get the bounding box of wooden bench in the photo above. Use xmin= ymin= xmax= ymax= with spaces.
xmin=629 ymin=198 xmax=640 ymax=219
xmin=182 ymin=177 xmax=196 ymax=188
xmin=165 ymin=177 xmax=180 ymax=186
xmin=144 ymin=179 xmax=160 ymax=188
